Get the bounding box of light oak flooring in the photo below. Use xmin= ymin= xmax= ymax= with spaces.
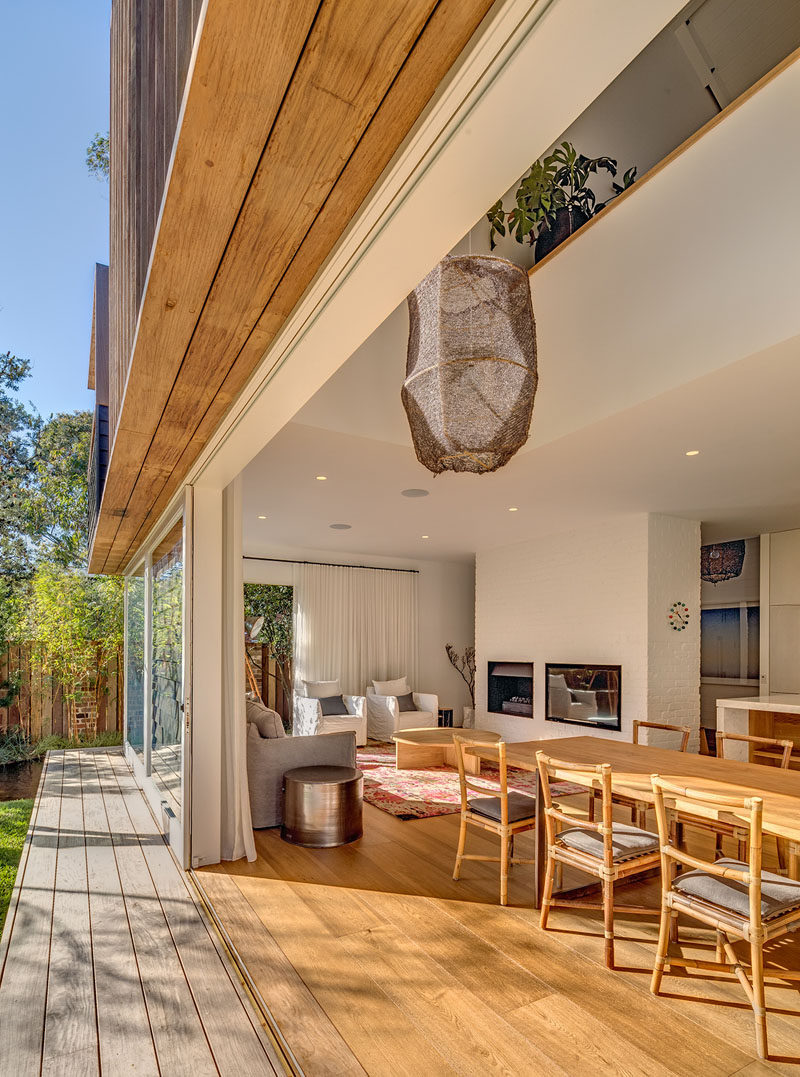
xmin=200 ymin=797 xmax=800 ymax=1076
xmin=0 ymin=749 xmax=282 ymax=1077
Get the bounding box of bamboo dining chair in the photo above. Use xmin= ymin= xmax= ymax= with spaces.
xmin=650 ymin=775 xmax=800 ymax=1061
xmin=451 ymin=734 xmax=536 ymax=906
xmin=680 ymin=732 xmax=793 ymax=867
xmin=589 ymin=720 xmax=691 ymax=828
xmin=536 ymin=751 xmax=661 ymax=969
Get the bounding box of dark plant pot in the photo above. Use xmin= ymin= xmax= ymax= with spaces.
xmin=535 ymin=205 xmax=590 ymax=263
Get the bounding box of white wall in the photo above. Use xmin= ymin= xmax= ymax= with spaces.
xmin=646 ymin=514 xmax=701 ymax=750
xmin=475 ymin=513 xmax=700 ymax=746
xmin=244 ymin=549 xmax=475 ymax=714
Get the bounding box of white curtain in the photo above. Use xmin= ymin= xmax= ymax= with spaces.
xmin=220 ymin=476 xmax=256 ymax=862
xmin=293 ymin=563 xmax=419 ymax=695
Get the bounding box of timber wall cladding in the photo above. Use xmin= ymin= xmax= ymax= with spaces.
xmin=109 ymin=0 xmax=202 ymax=439
xmin=0 ymin=647 xmax=123 ymax=740
xmin=92 ymin=0 xmax=497 ymax=573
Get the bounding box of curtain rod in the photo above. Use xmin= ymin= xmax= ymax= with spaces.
xmin=243 ymin=556 xmax=419 ymax=575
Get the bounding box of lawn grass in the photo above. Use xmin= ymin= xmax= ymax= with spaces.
xmin=0 ymin=798 xmax=34 ymax=935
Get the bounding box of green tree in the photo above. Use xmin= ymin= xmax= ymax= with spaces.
xmin=13 ymin=566 xmax=124 ymax=736
xmin=244 ymin=584 xmax=293 ymax=700
xmin=86 ymin=132 xmax=110 ymax=180
xmin=0 ymin=351 xmax=39 ymax=580
xmin=25 ymin=410 xmax=92 ymax=568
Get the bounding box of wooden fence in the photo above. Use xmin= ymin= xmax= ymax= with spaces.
xmin=246 ymin=644 xmax=292 ymax=726
xmin=0 ymin=646 xmax=123 ymax=741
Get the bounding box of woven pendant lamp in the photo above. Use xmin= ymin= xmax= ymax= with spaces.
xmin=402 ymin=255 xmax=537 ymax=474
xmin=701 ymin=540 xmax=746 ymax=584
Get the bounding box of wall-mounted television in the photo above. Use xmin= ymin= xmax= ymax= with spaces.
xmin=545 ymin=663 xmax=621 ymax=731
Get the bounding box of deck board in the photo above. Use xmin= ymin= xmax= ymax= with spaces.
xmin=0 ymin=749 xmax=281 ymax=1077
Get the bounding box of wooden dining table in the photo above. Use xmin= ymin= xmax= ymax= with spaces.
xmin=473 ymin=736 xmax=800 ymax=908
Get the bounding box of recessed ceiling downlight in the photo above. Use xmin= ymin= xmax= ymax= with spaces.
xmin=685 ymin=450 xmax=700 ymax=457
xmin=508 ymin=506 xmax=518 ymax=512
xmin=329 ymin=523 xmax=351 ymax=530
xmin=316 ymin=475 xmax=328 ymax=481
xmin=401 ymin=488 xmax=429 ymax=498
xmin=257 ymin=515 xmax=267 ymax=520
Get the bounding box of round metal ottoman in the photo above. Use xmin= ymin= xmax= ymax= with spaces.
xmin=281 ymin=765 xmax=363 ymax=847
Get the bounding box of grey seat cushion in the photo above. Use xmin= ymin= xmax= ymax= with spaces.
xmin=469 ymin=792 xmax=536 ymax=823
xmin=673 ymin=858 xmax=800 ymax=921
xmin=558 ymin=823 xmax=659 ymax=862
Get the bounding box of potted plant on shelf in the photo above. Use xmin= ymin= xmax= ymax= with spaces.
xmin=487 ymin=141 xmax=637 ymax=263
xmin=445 ymin=644 xmax=476 ymax=728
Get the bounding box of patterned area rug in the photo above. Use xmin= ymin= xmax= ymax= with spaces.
xmin=357 ymin=743 xmax=584 ymax=820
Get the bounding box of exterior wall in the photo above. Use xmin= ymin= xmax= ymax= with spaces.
xmin=475 ymin=513 xmax=701 ymax=746
xmin=244 ymin=551 xmax=475 ymax=715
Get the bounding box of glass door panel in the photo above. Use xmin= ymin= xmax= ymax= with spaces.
xmin=151 ymin=519 xmax=185 ymax=821
xmin=125 ymin=564 xmax=146 ymax=760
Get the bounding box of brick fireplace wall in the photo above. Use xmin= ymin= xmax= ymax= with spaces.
xmin=475 ymin=513 xmax=700 ymax=746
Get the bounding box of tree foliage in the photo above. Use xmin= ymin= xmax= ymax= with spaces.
xmin=244 ymin=584 xmax=293 ymax=699
xmin=86 ymin=132 xmax=110 ymax=180
xmin=0 ymin=352 xmax=39 ymax=579
xmin=0 ymin=350 xmax=122 ymax=722
xmin=12 ymin=566 xmax=124 ymax=710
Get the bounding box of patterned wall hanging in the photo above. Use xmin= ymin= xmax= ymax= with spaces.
xmin=701 ymin=540 xmax=746 ymax=584
xmin=403 ymin=255 xmax=537 ymax=474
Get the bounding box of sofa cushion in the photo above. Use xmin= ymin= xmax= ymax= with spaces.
xmin=558 ymin=823 xmax=659 ymax=862
xmin=470 ymin=792 xmax=536 ymax=823
xmin=304 ymin=679 xmax=341 ymax=699
xmin=319 ymin=694 xmax=346 ymax=716
xmin=396 ymin=691 xmax=417 ymax=713
xmin=246 ymin=697 xmax=286 ymax=738
xmin=373 ymin=676 xmax=409 ymax=696
xmin=673 ymin=858 xmax=800 ymax=921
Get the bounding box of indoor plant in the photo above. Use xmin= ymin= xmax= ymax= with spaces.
xmin=488 ymin=141 xmax=636 ymax=262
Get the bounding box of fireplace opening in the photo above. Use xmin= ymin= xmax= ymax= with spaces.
xmin=487 ymin=661 xmax=533 ymax=718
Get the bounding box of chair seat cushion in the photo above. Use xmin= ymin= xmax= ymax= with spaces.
xmin=469 ymin=792 xmax=536 ymax=824
xmin=396 ymin=691 xmax=417 ymax=712
xmin=673 ymin=858 xmax=800 ymax=921
xmin=558 ymin=823 xmax=659 ymax=862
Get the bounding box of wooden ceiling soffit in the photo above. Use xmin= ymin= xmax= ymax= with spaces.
xmin=91 ymin=0 xmax=496 ymax=573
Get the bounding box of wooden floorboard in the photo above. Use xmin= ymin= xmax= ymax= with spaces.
xmin=0 ymin=749 xmax=280 ymax=1077
xmin=203 ymin=801 xmax=800 ymax=1076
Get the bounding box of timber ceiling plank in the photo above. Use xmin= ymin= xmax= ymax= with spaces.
xmin=105 ymin=0 xmax=440 ymax=570
xmin=96 ymin=0 xmax=496 ymax=573
xmin=91 ymin=0 xmax=321 ymax=572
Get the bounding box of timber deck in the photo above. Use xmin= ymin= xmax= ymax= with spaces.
xmin=0 ymin=749 xmax=282 ymax=1076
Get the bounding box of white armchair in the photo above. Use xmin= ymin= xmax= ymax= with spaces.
xmin=293 ymin=680 xmax=367 ymax=746
xmin=365 ymin=685 xmax=438 ymax=742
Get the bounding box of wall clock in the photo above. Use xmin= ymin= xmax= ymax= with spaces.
xmin=669 ymin=601 xmax=690 ymax=631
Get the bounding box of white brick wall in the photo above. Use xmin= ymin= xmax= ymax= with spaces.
xmin=646 ymin=514 xmax=701 ymax=750
xmin=475 ymin=513 xmax=700 ymax=747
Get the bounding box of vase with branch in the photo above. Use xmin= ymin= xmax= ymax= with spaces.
xmin=446 ymin=644 xmax=476 ymax=726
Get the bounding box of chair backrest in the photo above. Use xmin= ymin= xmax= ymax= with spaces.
xmin=717 ymin=731 xmax=793 ymax=769
xmin=453 ymin=734 xmax=509 ymax=824
xmin=536 ymin=751 xmax=624 ymax=872
xmin=632 ymin=720 xmax=690 ymax=752
xmin=650 ymin=774 xmax=764 ymax=923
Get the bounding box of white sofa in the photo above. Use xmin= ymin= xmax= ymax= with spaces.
xmin=365 ymin=682 xmax=438 ymax=742
xmin=293 ymin=679 xmax=367 ymax=746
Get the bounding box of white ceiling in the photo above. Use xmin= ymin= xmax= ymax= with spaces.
xmin=242 ymin=48 xmax=800 ymax=563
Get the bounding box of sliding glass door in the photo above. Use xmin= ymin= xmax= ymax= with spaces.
xmin=123 ymin=495 xmax=191 ymax=864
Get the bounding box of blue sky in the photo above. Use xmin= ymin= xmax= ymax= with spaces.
xmin=0 ymin=0 xmax=110 ymax=418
